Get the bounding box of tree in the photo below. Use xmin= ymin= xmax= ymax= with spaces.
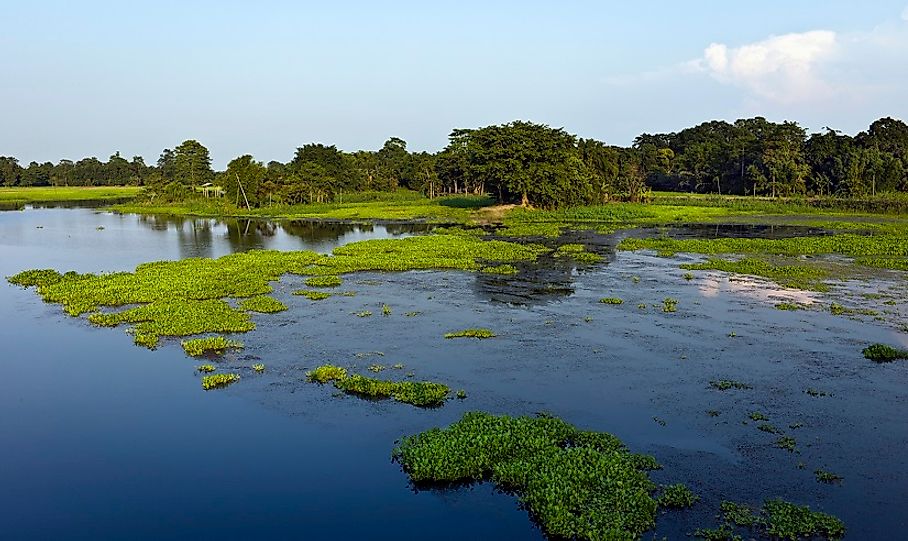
xmin=173 ymin=140 xmax=213 ymax=186
xmin=223 ymin=155 xmax=266 ymax=207
xmin=0 ymin=157 xmax=22 ymax=186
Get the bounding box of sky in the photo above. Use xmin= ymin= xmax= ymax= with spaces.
xmin=2 ymin=1 xmax=907 ymax=168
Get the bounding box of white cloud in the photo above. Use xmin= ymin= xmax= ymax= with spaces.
xmin=696 ymin=30 xmax=838 ymax=103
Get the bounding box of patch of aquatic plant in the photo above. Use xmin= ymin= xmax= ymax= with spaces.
xmin=637 ymin=303 xmax=647 ymax=310
xmin=393 ymin=411 xmax=667 ymax=540
xmin=555 ymin=243 xmax=602 ymax=263
xmin=333 ymin=374 xmax=449 ymax=407
xmin=762 ymin=498 xmax=845 ymax=540
xmin=862 ymin=343 xmax=908 ymax=362
xmin=806 ymin=388 xmax=829 ymax=397
xmin=305 ymin=275 xmax=342 ymax=288
xmin=238 ymin=295 xmax=288 ymax=313
xmin=684 ymin=271 xmax=694 ymax=281
xmin=293 ymin=289 xmax=331 ymax=300
xmin=252 ymin=363 xmax=265 ymax=372
xmin=404 ymin=311 xmax=421 ymax=317
xmin=201 ymin=373 xmax=240 ymax=390
xmin=693 ymin=524 xmax=743 ymax=541
xmin=707 ymin=410 xmax=721 ymax=417
xmin=382 ymin=304 xmax=392 ymax=316
xmin=662 ymin=297 xmax=679 ymax=312
xmin=392 ymin=363 xmax=404 ymax=370
xmin=680 ymin=258 xmax=829 ymax=291
xmin=456 ymin=389 xmax=467 ymax=399
xmin=658 ymin=484 xmax=699 ymax=508
xmin=721 ymin=501 xmax=759 ymax=527
xmin=181 ymin=336 xmax=244 ymax=357
xmin=749 ymin=412 xmax=768 ymax=421
xmin=497 ymin=221 xmax=565 ymax=238
xmin=709 ymin=379 xmax=752 ymax=391
xmin=431 ymin=226 xmax=487 ymax=236
xmin=815 ymin=469 xmax=843 ymax=484
xmin=775 ymin=302 xmax=803 ymax=311
xmin=6 ymin=268 xmax=66 ymax=288
xmin=480 ymin=264 xmax=518 ymax=275
xmin=757 ymin=423 xmax=781 ymax=434
xmin=354 ymin=310 xmax=372 ymax=317
xmin=196 ymin=364 xmax=216 ymax=373
xmin=367 ymin=364 xmax=386 ymax=373
xmin=830 ymin=302 xmax=877 ymax=316
xmin=444 ymin=328 xmax=496 ymax=339
xmin=789 ymin=422 xmax=803 ymax=429
xmin=775 ymin=436 xmax=797 ymax=452
xmin=306 ymin=364 xmax=348 ymax=383
xmin=599 ymin=297 xmax=623 ymax=305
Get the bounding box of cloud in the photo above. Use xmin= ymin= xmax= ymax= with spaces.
xmin=696 ymin=30 xmax=838 ymax=103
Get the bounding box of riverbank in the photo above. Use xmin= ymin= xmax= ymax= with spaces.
xmin=0 ymin=186 xmax=144 ymax=206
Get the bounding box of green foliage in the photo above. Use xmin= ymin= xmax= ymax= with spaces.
xmin=599 ymin=297 xmax=623 ymax=305
xmin=693 ymin=524 xmax=743 ymax=541
xmin=761 ymin=499 xmax=845 ymax=540
xmin=324 ymin=373 xmax=449 ymax=407
xmin=201 ymin=373 xmax=240 ymax=390
xmin=709 ymin=379 xmax=752 ymax=391
xmin=444 ymin=328 xmax=495 ymax=339
xmin=382 ymin=304 xmax=392 ymax=316
xmin=367 ymin=364 xmax=385 ymax=373
xmin=293 ymin=289 xmax=331 ymax=300
xmin=658 ymin=484 xmax=699 ymax=508
xmin=720 ymin=501 xmax=759 ymax=527
xmin=238 ymin=295 xmax=287 ymax=313
xmin=862 ymin=343 xmax=908 ymax=362
xmin=7 ymin=269 xmax=64 ymax=288
xmin=305 ymin=365 xmax=348 ymax=383
xmin=393 ymin=412 xmax=662 ymax=540
xmin=305 ymin=275 xmax=342 ymax=288
xmin=555 ymin=243 xmax=602 ymax=263
xmin=662 ymin=297 xmax=679 ymax=312
xmin=196 ymin=364 xmax=216 ymax=373
xmin=181 ymin=336 xmax=243 ymax=356
xmin=775 ymin=436 xmax=797 ymax=452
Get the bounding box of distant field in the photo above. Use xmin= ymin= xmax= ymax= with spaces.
xmin=0 ymin=186 xmax=143 ymax=204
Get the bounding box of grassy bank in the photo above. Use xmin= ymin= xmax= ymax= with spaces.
xmin=0 ymin=186 xmax=143 ymax=205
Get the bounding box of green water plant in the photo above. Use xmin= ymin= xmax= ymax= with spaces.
xmin=761 ymin=498 xmax=845 ymax=540
xmin=693 ymin=524 xmax=743 ymax=540
xmin=748 ymin=412 xmax=768 ymax=421
xmin=444 ymin=328 xmax=495 ymax=339
xmin=393 ymin=411 xmax=667 ymax=540
xmin=333 ymin=374 xmax=449 ymax=407
xmin=239 ymin=295 xmax=287 ymax=313
xmin=599 ymin=297 xmax=623 ymax=305
xmin=555 ymin=243 xmax=602 ymax=263
xmin=354 ymin=310 xmax=372 ymax=317
xmin=305 ymin=275 xmax=342 ymax=288
xmin=196 ymin=364 xmax=216 ymax=373
xmin=382 ymin=304 xmax=392 ymax=316
xmin=775 ymin=302 xmax=802 ymax=311
xmin=862 ymin=343 xmax=908 ymax=362
xmin=662 ymin=297 xmax=678 ymax=312
xmin=181 ymin=336 xmax=243 ymax=356
xmin=775 ymin=436 xmax=797 ymax=452
xmin=293 ymin=289 xmax=331 ymax=300
xmin=252 ymin=363 xmax=265 ymax=372
xmin=814 ymin=469 xmax=843 ymax=484
xmin=480 ymin=264 xmax=518 ymax=275
xmin=658 ymin=484 xmax=699 ymax=508
xmin=709 ymin=379 xmax=752 ymax=391
xmin=201 ymin=373 xmax=240 ymax=390
xmin=306 ymin=364 xmax=347 ymax=383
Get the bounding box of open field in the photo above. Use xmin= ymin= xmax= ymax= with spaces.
xmin=0 ymin=186 xmax=143 ymax=205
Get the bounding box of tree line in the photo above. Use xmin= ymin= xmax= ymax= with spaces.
xmin=2 ymin=116 xmax=906 ymax=208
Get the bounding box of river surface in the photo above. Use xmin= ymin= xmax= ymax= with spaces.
xmin=1 ymin=207 xmax=906 ymax=540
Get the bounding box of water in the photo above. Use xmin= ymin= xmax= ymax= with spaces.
xmin=1 ymin=207 xmax=907 ymax=539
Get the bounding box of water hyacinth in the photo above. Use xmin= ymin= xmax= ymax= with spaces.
xmin=238 ymin=295 xmax=288 ymax=313
xmin=393 ymin=412 xmax=667 ymax=540
xmin=181 ymin=336 xmax=243 ymax=357
xmin=201 ymin=373 xmax=240 ymax=390
xmin=444 ymin=328 xmax=495 ymax=339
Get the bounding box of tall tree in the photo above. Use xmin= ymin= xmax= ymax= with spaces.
xmin=173 ymin=140 xmax=213 ymax=186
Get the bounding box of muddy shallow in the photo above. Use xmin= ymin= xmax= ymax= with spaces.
xmin=1 ymin=207 xmax=906 ymax=539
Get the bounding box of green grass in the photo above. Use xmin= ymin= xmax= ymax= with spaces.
xmin=238 ymin=295 xmax=288 ymax=313
xmin=862 ymin=343 xmax=908 ymax=362
xmin=181 ymin=336 xmax=243 ymax=356
xmin=0 ymin=186 xmax=143 ymax=205
xmin=201 ymin=373 xmax=240 ymax=390
xmin=393 ymin=411 xmax=667 ymax=540
xmin=444 ymin=328 xmax=496 ymax=339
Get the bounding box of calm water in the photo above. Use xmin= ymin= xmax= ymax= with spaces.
xmin=1 ymin=207 xmax=906 ymax=540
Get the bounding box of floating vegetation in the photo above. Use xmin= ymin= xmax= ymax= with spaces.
xmin=393 ymin=412 xmax=667 ymax=540
xmin=806 ymin=388 xmax=829 ymax=397
xmin=497 ymin=221 xmax=565 ymax=238
xmin=333 ymin=373 xmax=449 ymax=407
xmin=252 ymin=363 xmax=265 ymax=372
xmin=201 ymin=373 xmax=240 ymax=390
xmin=382 ymin=304 xmax=392 ymax=316
xmin=830 ymin=302 xmax=878 ymax=316
xmin=862 ymin=343 xmax=908 ymax=362
xmin=306 ymin=364 xmax=347 ymax=383
xmin=749 ymin=412 xmax=768 ymax=421
xmin=456 ymin=389 xmax=467 ymax=399
xmin=775 ymin=436 xmax=797 ymax=452
xmin=684 ymin=272 xmax=694 ymax=281
xmin=367 ymin=364 xmax=386 ymax=373
xmin=305 ymin=275 xmax=342 ymax=288
xmin=658 ymin=484 xmax=699 ymax=508
xmin=680 ymin=258 xmax=828 ymax=291
xmin=709 ymin=379 xmax=752 ymax=391
xmin=599 ymin=297 xmax=623 ymax=305
xmin=555 ymin=243 xmax=602 ymax=263
xmin=632 ymin=275 xmax=641 ymax=283
xmin=196 ymin=364 xmax=216 ymax=373
xmin=181 ymin=336 xmax=244 ymax=357
xmin=762 ymin=499 xmax=845 ymax=540
xmin=480 ymin=264 xmax=518 ymax=275
xmin=238 ymin=295 xmax=288 ymax=313
xmin=391 ymin=363 xmax=404 ymax=370
xmin=653 ymin=416 xmax=667 ymax=426
xmin=757 ymin=423 xmax=781 ymax=434
xmin=404 ymin=311 xmax=421 ymax=317
xmin=815 ymin=469 xmax=843 ymax=484
xmin=693 ymin=524 xmax=743 ymax=541
xmin=293 ymin=289 xmax=331 ymax=300
xmin=662 ymin=297 xmax=678 ymax=313
xmin=721 ymin=501 xmax=759 ymax=527
xmin=789 ymin=422 xmax=804 ymax=429
xmin=637 ymin=303 xmax=647 ymax=310
xmin=444 ymin=328 xmax=495 ymax=339
xmin=707 ymin=410 xmax=721 ymax=417
xmin=354 ymin=310 xmax=373 ymax=317
xmin=775 ymin=302 xmax=803 ymax=311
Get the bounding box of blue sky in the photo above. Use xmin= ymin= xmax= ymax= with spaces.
xmin=2 ymin=1 xmax=907 ymax=167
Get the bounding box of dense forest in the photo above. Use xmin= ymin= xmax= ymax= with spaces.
xmin=2 ymin=116 xmax=907 ymax=208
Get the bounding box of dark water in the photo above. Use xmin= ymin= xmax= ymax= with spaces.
xmin=1 ymin=208 xmax=907 ymax=540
